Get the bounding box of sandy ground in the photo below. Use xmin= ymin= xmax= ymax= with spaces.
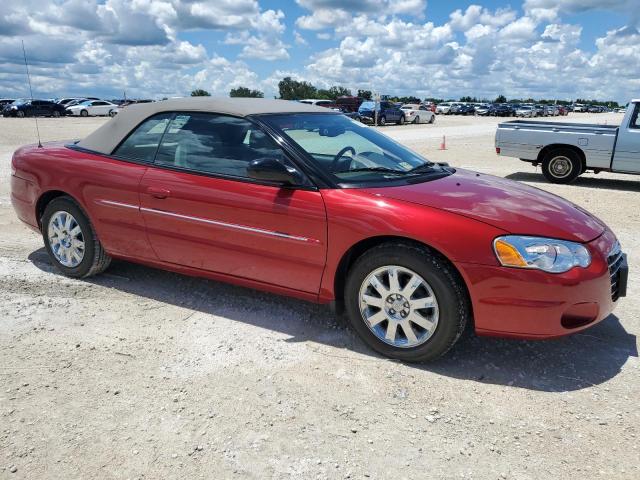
xmin=0 ymin=113 xmax=638 ymax=480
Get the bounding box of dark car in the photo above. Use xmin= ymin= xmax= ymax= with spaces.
xmin=358 ymin=100 xmax=406 ymax=125
xmin=455 ymin=104 xmax=476 ymax=115
xmin=2 ymin=99 xmax=67 ymax=118
xmin=488 ymin=104 xmax=514 ymax=116
xmin=338 ymin=106 xmax=361 ymax=121
xmin=336 ymin=96 xmax=363 ymax=113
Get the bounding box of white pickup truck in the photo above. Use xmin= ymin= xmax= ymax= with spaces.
xmin=495 ymin=99 xmax=639 ymax=183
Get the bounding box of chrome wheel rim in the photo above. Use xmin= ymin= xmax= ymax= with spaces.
xmin=47 ymin=211 xmax=85 ymax=268
xmin=359 ymin=265 xmax=439 ymax=348
xmin=550 ymin=156 xmax=572 ymax=178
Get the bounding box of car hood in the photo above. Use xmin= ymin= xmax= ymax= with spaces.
xmin=364 ymin=169 xmax=606 ymax=243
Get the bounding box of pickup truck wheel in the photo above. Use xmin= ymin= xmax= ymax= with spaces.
xmin=344 ymin=243 xmax=469 ymax=362
xmin=42 ymin=196 xmax=111 ymax=278
xmin=542 ymin=149 xmax=582 ymax=184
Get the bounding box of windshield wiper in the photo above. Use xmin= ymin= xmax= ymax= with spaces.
xmin=335 ymin=167 xmax=408 ymax=175
xmin=407 ymin=162 xmax=438 ymax=174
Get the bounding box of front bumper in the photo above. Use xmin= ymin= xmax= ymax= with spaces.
xmin=457 ymin=229 xmax=626 ymax=339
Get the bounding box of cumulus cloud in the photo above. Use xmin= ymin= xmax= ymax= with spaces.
xmin=0 ymin=0 xmax=637 ymax=102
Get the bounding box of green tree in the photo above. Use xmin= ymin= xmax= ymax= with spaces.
xmin=229 ymin=86 xmax=264 ymax=98
xmin=494 ymin=94 xmax=507 ymax=103
xmin=357 ymin=89 xmax=372 ymax=100
xmin=191 ymin=89 xmax=211 ymax=97
xmin=278 ymin=77 xmax=317 ymax=100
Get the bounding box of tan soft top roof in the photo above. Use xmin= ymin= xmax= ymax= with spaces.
xmin=77 ymin=97 xmax=330 ymax=155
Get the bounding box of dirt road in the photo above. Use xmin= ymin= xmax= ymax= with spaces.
xmin=1 ymin=113 xmax=638 ymax=479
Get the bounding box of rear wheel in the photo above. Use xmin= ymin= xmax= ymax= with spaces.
xmin=413 ymin=115 xmax=420 ymax=124
xmin=542 ymin=149 xmax=582 ymax=184
xmin=429 ymin=115 xmax=435 ymax=124
xmin=398 ymin=115 xmax=405 ymax=125
xmin=344 ymin=243 xmax=469 ymax=362
xmin=52 ymin=110 xmax=61 ymax=118
xmin=42 ymin=196 xmax=111 ymax=278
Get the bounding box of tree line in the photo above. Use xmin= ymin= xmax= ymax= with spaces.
xmin=190 ymin=84 xmax=620 ymax=107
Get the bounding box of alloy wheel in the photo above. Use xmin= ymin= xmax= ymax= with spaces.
xmin=358 ymin=265 xmax=439 ymax=348
xmin=47 ymin=211 xmax=85 ymax=267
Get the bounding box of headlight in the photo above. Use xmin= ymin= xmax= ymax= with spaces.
xmin=493 ymin=236 xmax=591 ymax=273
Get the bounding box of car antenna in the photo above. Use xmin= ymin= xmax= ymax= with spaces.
xmin=22 ymin=40 xmax=42 ymax=148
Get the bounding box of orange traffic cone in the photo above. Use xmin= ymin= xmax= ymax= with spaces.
xmin=440 ymin=135 xmax=447 ymax=150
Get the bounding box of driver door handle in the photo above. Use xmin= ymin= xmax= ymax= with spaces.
xmin=147 ymin=187 xmax=171 ymax=199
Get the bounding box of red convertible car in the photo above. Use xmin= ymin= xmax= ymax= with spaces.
xmin=10 ymin=98 xmax=627 ymax=361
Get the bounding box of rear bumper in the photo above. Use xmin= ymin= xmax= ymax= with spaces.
xmin=457 ymin=229 xmax=624 ymax=339
xmin=10 ymin=174 xmax=39 ymax=231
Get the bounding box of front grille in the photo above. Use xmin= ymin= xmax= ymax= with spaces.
xmin=607 ymin=242 xmax=624 ymax=301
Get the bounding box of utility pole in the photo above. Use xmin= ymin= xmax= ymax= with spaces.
xmin=374 ymin=92 xmax=380 ymax=126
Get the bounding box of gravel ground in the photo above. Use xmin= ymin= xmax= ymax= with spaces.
xmin=0 ymin=113 xmax=638 ymax=480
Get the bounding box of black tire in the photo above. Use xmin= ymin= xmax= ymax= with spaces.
xmin=109 ymin=110 xmax=116 ymax=117
xmin=429 ymin=115 xmax=435 ymax=124
xmin=52 ymin=110 xmax=61 ymax=118
xmin=344 ymin=242 xmax=470 ymax=362
xmin=541 ymin=148 xmax=583 ymax=184
xmin=41 ymin=196 xmax=111 ymax=278
xmin=16 ymin=110 xmax=25 ymax=118
xmin=398 ymin=115 xmax=405 ymax=125
xmin=80 ymin=109 xmax=88 ymax=117
xmin=378 ymin=115 xmax=386 ymax=126
xmin=413 ymin=116 xmax=420 ymax=124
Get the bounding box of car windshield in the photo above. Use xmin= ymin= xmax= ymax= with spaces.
xmin=261 ymin=113 xmax=449 ymax=184
xmin=12 ymin=98 xmax=29 ymax=105
xmin=359 ymin=101 xmax=376 ymax=110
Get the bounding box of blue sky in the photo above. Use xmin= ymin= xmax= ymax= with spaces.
xmin=0 ymin=1 xmax=638 ymax=102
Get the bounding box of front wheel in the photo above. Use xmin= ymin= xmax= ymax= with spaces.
xmin=16 ymin=110 xmax=25 ymax=118
xmin=398 ymin=115 xmax=405 ymax=125
xmin=429 ymin=115 xmax=435 ymax=124
xmin=541 ymin=149 xmax=582 ymax=184
xmin=344 ymin=243 xmax=469 ymax=362
xmin=42 ymin=196 xmax=111 ymax=278
xmin=413 ymin=116 xmax=420 ymax=124
xmin=378 ymin=115 xmax=386 ymax=126
xmin=80 ymin=109 xmax=88 ymax=117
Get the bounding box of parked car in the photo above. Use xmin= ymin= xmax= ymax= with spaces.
xmin=3 ymin=99 xmax=67 ymax=117
xmin=10 ymin=97 xmax=627 ymax=362
xmin=515 ymin=106 xmax=536 ymax=117
xmin=474 ymin=104 xmax=492 ymax=116
xmin=496 ymin=98 xmax=640 ymax=184
xmin=299 ymin=99 xmax=337 ymax=109
xmin=435 ymin=102 xmax=454 ymax=114
xmin=66 ymin=100 xmax=119 ymax=117
xmin=454 ymin=104 xmax=475 ymax=115
xmin=572 ymin=104 xmax=587 ymax=112
xmin=338 ymin=106 xmax=361 ymax=122
xmin=489 ymin=104 xmax=515 ymax=116
xmin=57 ymin=97 xmax=99 ymax=106
xmin=534 ymin=105 xmax=546 ymax=116
xmin=335 ymin=96 xmax=363 ymax=113
xmin=557 ymin=106 xmax=569 ymax=116
xmin=588 ymin=105 xmax=603 ymax=113
xmin=421 ymin=102 xmax=436 ymax=113
xmin=0 ymin=98 xmax=14 ymax=108
xmin=400 ymin=104 xmax=435 ymax=124
xmin=358 ymin=100 xmax=406 ymax=125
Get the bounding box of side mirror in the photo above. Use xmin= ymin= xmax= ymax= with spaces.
xmin=247 ymin=158 xmax=304 ymax=186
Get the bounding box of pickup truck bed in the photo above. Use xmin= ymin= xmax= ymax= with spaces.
xmin=495 ymin=101 xmax=640 ymax=183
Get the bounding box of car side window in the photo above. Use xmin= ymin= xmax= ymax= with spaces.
xmin=154 ymin=112 xmax=293 ymax=180
xmin=630 ymin=104 xmax=640 ymax=130
xmin=112 ymin=113 xmax=172 ymax=162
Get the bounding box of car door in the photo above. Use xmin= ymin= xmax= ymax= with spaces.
xmin=138 ymin=112 xmax=328 ymax=294
xmin=612 ymin=103 xmax=640 ymax=173
xmin=92 ymin=101 xmax=109 ymax=116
